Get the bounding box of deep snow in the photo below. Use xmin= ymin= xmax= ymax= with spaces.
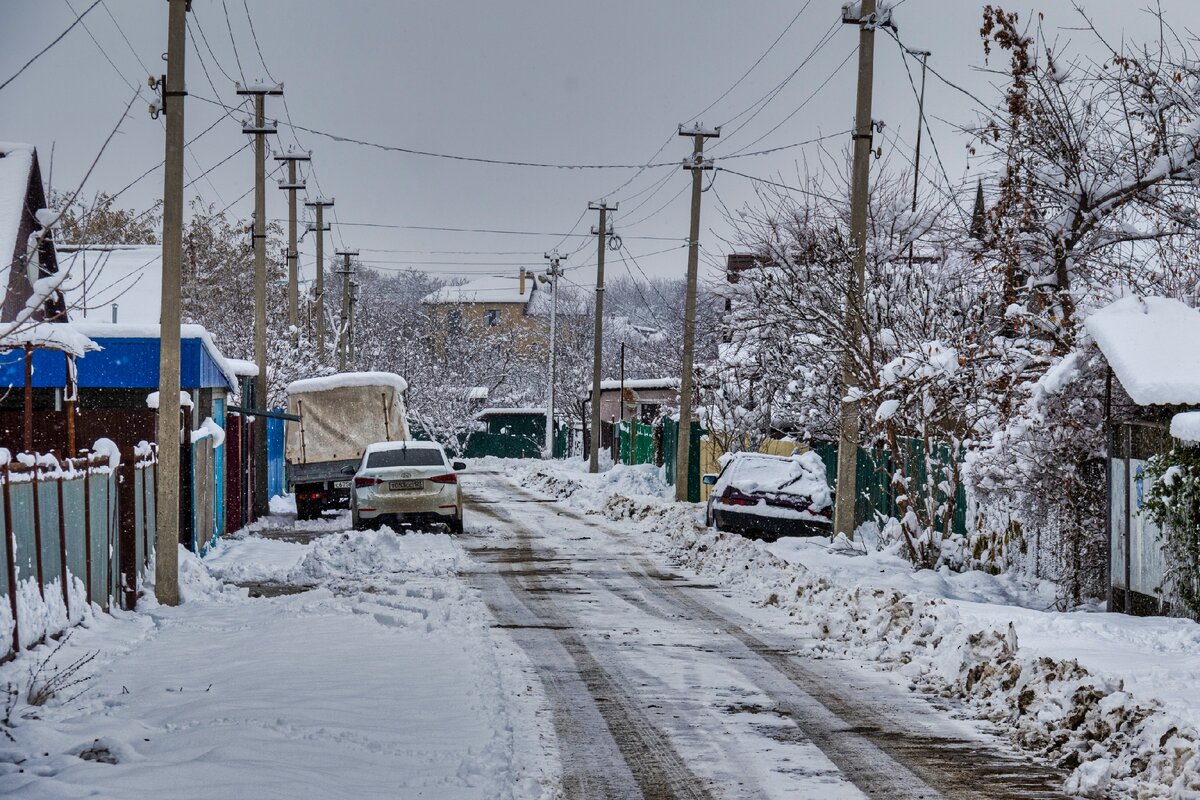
xmin=0 ymin=527 xmax=560 ymax=799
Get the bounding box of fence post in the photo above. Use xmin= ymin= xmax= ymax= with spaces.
xmin=56 ymin=469 xmax=69 ymax=613
xmin=83 ymin=467 xmax=92 ymax=606
xmin=3 ymin=465 xmax=19 ymax=654
xmin=117 ymin=458 xmax=138 ymax=610
xmin=31 ymin=467 xmax=45 ymax=599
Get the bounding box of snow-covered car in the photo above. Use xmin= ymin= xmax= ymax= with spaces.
xmin=703 ymin=451 xmax=833 ymax=541
xmin=347 ymin=440 xmax=465 ymax=532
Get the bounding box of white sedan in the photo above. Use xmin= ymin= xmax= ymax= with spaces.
xmin=347 ymin=440 xmax=465 ymax=532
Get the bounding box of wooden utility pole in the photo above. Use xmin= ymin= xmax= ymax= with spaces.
xmin=334 ymin=250 xmax=357 ymax=371
xmin=542 ymin=249 xmax=563 ymax=459
xmin=304 ymin=196 xmax=334 ymax=360
xmin=274 ymin=147 xmax=310 ymax=340
xmin=586 ymin=201 xmax=616 ymax=474
xmin=348 ymin=279 xmax=359 ymax=368
xmin=834 ymin=0 xmax=880 ymax=539
xmin=675 ymin=123 xmax=719 ymax=502
xmin=155 ymin=0 xmax=190 ymax=606
xmin=236 ymin=80 xmax=281 ymax=520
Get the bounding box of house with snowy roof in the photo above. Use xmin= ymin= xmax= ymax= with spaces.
xmin=420 ymin=269 xmax=539 ymax=354
xmin=1086 ymin=295 xmax=1200 ymax=616
xmin=0 ymin=142 xmax=66 ymax=324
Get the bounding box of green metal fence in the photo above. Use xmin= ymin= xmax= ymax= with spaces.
xmin=618 ymin=420 xmax=656 ymax=466
xmin=662 ymin=417 xmax=703 ymax=502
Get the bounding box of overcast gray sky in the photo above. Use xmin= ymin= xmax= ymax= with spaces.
xmin=1 ymin=1 xmax=1192 ymax=290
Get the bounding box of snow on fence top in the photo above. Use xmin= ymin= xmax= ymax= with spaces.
xmin=1170 ymin=412 xmax=1200 ymax=443
xmin=475 ymin=407 xmax=549 ymax=418
xmin=286 ymin=371 xmax=408 ymax=396
xmin=597 ymin=378 xmax=680 ymax=391
xmin=227 ymin=358 xmax=259 ymax=377
xmin=1085 ymin=296 xmax=1200 ymax=406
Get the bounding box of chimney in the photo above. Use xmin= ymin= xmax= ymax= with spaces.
xmin=519 ymin=268 xmax=526 ymax=296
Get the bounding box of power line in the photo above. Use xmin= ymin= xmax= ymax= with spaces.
xmin=317 ymin=220 xmax=689 ymax=240
xmin=241 ymin=0 xmax=277 ymax=84
xmin=716 ymin=167 xmax=846 ymax=205
xmin=220 ymin=0 xmax=248 ymax=83
xmin=0 ymin=0 xmax=104 ymax=94
xmin=686 ymin=0 xmax=816 ymax=126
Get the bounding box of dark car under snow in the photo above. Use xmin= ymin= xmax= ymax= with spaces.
xmin=703 ymin=451 xmax=833 ymax=541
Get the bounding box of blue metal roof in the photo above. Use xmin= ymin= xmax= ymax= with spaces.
xmin=0 ymin=336 xmax=234 ymax=391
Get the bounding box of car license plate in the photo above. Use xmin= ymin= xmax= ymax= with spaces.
xmin=333 ymin=480 xmax=350 ymax=489
xmin=390 ymin=479 xmax=423 ymax=491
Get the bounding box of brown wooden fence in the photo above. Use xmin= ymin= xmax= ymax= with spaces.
xmin=0 ymin=444 xmax=157 ymax=659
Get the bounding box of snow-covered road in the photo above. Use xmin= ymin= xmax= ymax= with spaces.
xmin=0 ymin=464 xmax=1078 ymax=799
xmin=462 ymin=467 xmax=1066 ymax=799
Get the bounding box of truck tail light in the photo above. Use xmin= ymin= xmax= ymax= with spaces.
xmin=430 ymin=473 xmax=458 ymax=485
xmin=354 ymin=476 xmax=382 ymax=489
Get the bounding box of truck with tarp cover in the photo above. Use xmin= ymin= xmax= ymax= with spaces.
xmin=284 ymin=372 xmax=410 ymax=519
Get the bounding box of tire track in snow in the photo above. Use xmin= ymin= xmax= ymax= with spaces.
xmin=466 ymin=498 xmax=717 ymax=800
xmin=473 ymin=472 xmax=1068 ymax=800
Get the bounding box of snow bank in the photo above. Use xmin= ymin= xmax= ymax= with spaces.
xmin=516 ymin=461 xmax=1200 ymax=798
xmin=288 ymin=528 xmax=464 ymax=584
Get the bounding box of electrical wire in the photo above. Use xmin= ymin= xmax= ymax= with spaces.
xmin=0 ymin=0 xmax=104 ymax=94
xmin=716 ymin=167 xmax=846 ymax=205
xmin=242 ymin=0 xmax=277 ymax=84
xmin=220 ymin=0 xmax=248 ymax=83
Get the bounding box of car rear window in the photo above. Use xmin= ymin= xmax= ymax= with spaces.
xmin=366 ymin=448 xmax=445 ymax=468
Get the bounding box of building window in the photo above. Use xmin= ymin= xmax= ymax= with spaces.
xmin=483 ymin=308 xmax=501 ymax=327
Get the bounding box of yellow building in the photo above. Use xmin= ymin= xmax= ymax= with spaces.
xmin=420 ymin=269 xmax=540 ymax=353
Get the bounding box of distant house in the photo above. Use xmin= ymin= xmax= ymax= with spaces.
xmin=1087 ymin=296 xmax=1200 ymax=616
xmin=0 ymin=142 xmax=66 ymax=323
xmin=420 ymin=270 xmax=538 ymax=353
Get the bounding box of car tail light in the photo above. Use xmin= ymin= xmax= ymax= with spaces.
xmin=430 ymin=473 xmax=458 ymax=485
xmin=354 ymin=476 xmax=382 ymax=489
xmin=818 ymin=505 xmax=833 ymax=519
xmin=721 ymin=487 xmax=758 ymax=506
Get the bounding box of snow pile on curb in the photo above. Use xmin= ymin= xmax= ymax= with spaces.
xmin=521 ymin=463 xmax=1200 ymax=798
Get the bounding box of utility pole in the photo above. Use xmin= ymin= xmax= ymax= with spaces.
xmin=274 ymin=147 xmax=310 ymax=340
xmin=675 ymin=123 xmax=719 ymax=502
xmin=907 ymin=47 xmax=930 ymax=267
xmin=541 ymin=249 xmax=563 ymax=459
xmin=586 ymin=201 xmax=616 ymax=474
xmin=304 ymin=196 xmax=334 ymax=360
xmin=154 ymin=0 xmax=190 ymax=606
xmin=236 ymin=80 xmax=282 ymax=520
xmin=834 ymin=0 xmax=881 ymax=540
xmin=348 ymin=279 xmax=360 ymax=368
xmin=334 ymin=249 xmax=357 ymax=371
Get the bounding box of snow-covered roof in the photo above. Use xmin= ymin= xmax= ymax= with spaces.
xmin=0 ymin=143 xmax=34 ymax=267
xmin=0 ymin=321 xmax=99 ymax=357
xmin=475 ymin=407 xmax=547 ymax=418
xmin=1086 ymin=296 xmax=1200 ymax=406
xmin=366 ymin=439 xmax=444 ymax=453
xmin=227 ymin=358 xmax=259 ymax=377
xmin=598 ymin=378 xmax=679 ymax=392
xmin=71 ymin=321 xmax=239 ymax=389
xmin=1171 ymin=412 xmax=1200 ymax=443
xmin=56 ymin=244 xmax=161 ymax=324
xmin=286 ymin=371 xmax=408 ymax=396
xmin=421 ymin=275 xmax=534 ymax=305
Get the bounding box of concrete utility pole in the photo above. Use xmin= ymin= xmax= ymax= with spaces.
xmin=154 ymin=0 xmax=190 ymax=606
xmin=334 ymin=249 xmax=358 ymax=371
xmin=236 ymin=80 xmax=281 ymax=519
xmin=586 ymin=202 xmax=616 ymax=474
xmin=675 ymin=123 xmax=719 ymax=502
xmin=304 ymin=196 xmax=334 ymax=360
xmin=834 ymin=0 xmax=881 ymax=540
xmin=541 ymin=249 xmax=563 ymax=458
xmin=348 ymin=280 xmax=360 ymax=368
xmin=274 ymin=147 xmax=310 ymax=340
